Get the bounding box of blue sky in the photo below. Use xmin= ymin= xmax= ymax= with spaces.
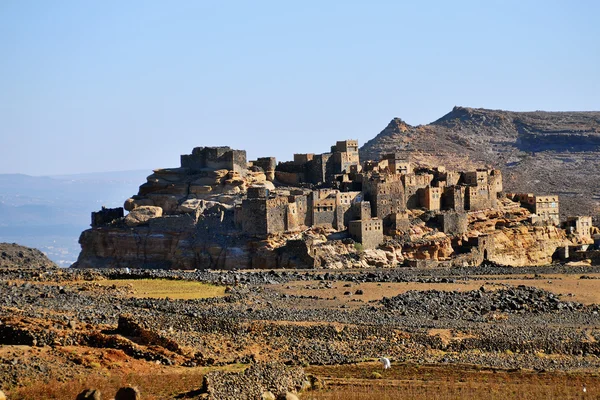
xmin=1 ymin=0 xmax=598 ymax=175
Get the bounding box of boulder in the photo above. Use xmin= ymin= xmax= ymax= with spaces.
xmin=224 ymin=177 xmax=245 ymax=187
xmin=216 ymin=195 xmax=239 ymax=205
xmin=222 ymin=184 xmax=242 ymax=194
xmin=75 ymin=389 xmax=101 ymax=400
xmin=261 ymin=392 xmax=276 ymax=400
xmin=178 ymin=198 xmax=205 ymax=213
xmin=146 ymin=194 xmax=182 ymax=213
xmin=124 ymin=197 xmax=155 ymax=211
xmin=247 ymin=172 xmax=267 ymax=184
xmin=189 ymin=185 xmax=213 ymax=195
xmin=125 ymin=206 xmax=163 ymax=227
xmin=114 ymin=386 xmax=140 ymax=400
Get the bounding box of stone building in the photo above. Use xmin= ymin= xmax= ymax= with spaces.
xmin=239 ymin=187 xmax=311 ymax=237
xmin=275 ymin=140 xmax=360 ymax=186
xmin=331 ymin=140 xmax=360 ymax=173
xmin=488 ymin=169 xmax=503 ymax=193
xmin=335 ymin=191 xmax=362 ymax=230
xmin=349 ymin=218 xmax=384 ymax=249
xmin=565 ymin=216 xmax=593 ymax=239
xmin=294 ymin=153 xmax=314 ymax=165
xmin=463 ymin=170 xmax=488 ymax=186
xmin=381 ymin=153 xmax=411 ymax=175
xmin=443 ymin=185 xmax=467 ymax=211
xmin=311 ymin=191 xmax=337 ymax=229
xmin=388 ymin=211 xmax=411 ymax=234
xmin=509 ymin=193 xmax=560 ymax=225
xmin=465 ymin=185 xmax=497 ymax=211
xmin=92 ymin=207 xmax=124 ymax=227
xmin=362 ymin=173 xmax=406 ymax=227
xmin=420 ymin=186 xmax=442 ymax=211
xmin=181 ymin=146 xmax=247 ymax=175
xmin=402 ymin=173 xmax=434 ymax=209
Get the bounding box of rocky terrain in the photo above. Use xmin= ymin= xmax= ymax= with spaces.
xmin=0 ymin=243 xmax=57 ymax=269
xmin=360 ymin=107 xmax=600 ymax=221
xmin=4 ymin=253 xmax=600 ymax=397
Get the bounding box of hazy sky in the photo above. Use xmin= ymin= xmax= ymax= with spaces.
xmin=1 ymin=1 xmax=598 ymax=176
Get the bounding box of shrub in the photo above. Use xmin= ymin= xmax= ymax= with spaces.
xmin=353 ymin=243 xmax=364 ymax=253
xmin=370 ymin=372 xmax=382 ymax=379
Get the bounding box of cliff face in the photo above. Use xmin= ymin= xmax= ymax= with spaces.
xmin=488 ymin=225 xmax=569 ymax=266
xmin=361 ymin=107 xmax=600 ymax=220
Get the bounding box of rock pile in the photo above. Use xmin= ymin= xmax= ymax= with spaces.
xmin=197 ymin=362 xmax=305 ymax=400
xmin=380 ymin=285 xmax=584 ymax=319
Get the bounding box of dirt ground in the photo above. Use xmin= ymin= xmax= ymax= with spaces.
xmin=270 ymin=273 xmax=600 ymax=308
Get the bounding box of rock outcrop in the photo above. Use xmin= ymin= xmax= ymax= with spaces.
xmin=487 ymin=225 xmax=568 ymax=266
xmin=74 ymin=153 xmax=285 ymax=270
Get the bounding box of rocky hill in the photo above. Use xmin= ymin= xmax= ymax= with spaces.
xmin=360 ymin=107 xmax=600 ymax=221
xmin=0 ymin=243 xmax=57 ymax=269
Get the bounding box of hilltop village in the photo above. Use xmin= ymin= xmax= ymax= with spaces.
xmin=76 ymin=140 xmax=600 ymax=270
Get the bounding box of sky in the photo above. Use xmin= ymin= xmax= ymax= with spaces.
xmin=0 ymin=0 xmax=599 ymax=176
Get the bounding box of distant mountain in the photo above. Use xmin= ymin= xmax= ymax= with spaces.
xmin=0 ymin=170 xmax=149 ymax=266
xmin=360 ymin=107 xmax=600 ymax=220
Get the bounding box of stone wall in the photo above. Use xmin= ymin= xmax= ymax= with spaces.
xmin=274 ymin=170 xmax=305 ymax=185
xmin=266 ymin=197 xmax=288 ymax=234
xmin=439 ymin=212 xmax=468 ymax=236
xmin=241 ymin=199 xmax=269 ymax=237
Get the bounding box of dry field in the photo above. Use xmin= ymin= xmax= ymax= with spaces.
xmin=93 ymin=278 xmax=226 ymax=299
xmin=5 ymin=270 xmax=600 ymax=399
xmin=305 ymin=362 xmax=600 ymax=400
